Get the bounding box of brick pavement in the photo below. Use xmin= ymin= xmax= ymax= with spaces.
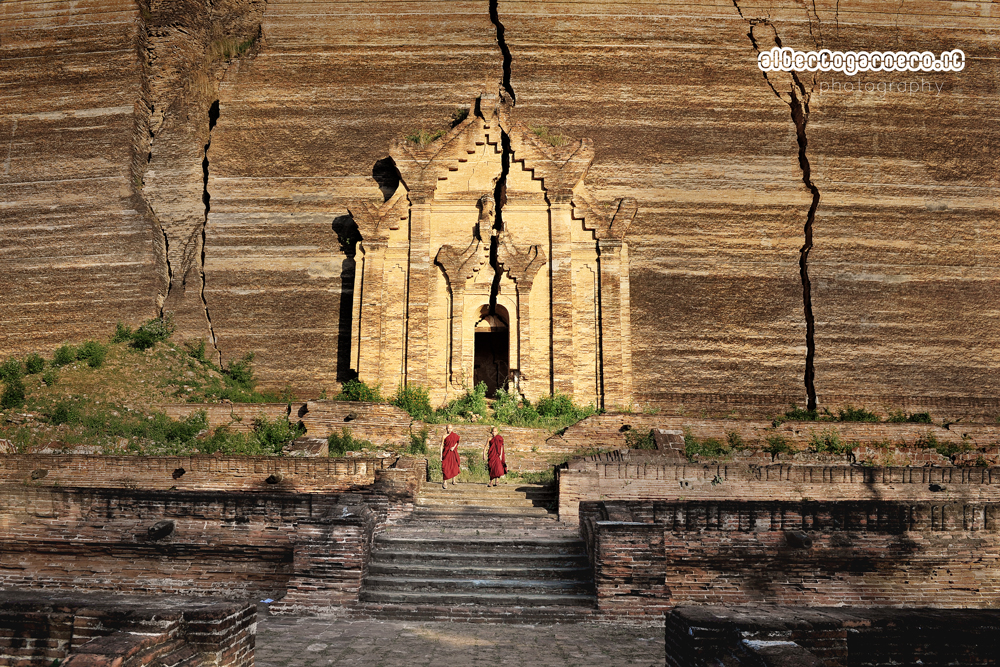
xmin=255 ymin=614 xmax=665 ymax=667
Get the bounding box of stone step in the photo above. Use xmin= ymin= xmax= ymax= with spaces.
xmin=367 ymin=562 xmax=592 ymax=580
xmin=372 ymin=536 xmax=586 ymax=556
xmin=358 ymin=590 xmax=596 ymax=608
xmin=350 ymin=602 xmax=595 ymax=624
xmin=380 ymin=526 xmax=579 ymax=541
xmin=416 ymin=497 xmax=551 ymax=509
xmin=409 ymin=505 xmax=554 ymax=519
xmin=419 ymin=486 xmax=555 ymax=498
xmin=363 ymin=575 xmax=593 ymax=595
xmin=367 ymin=550 xmax=590 ymax=568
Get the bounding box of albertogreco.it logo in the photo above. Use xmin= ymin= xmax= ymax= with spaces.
xmin=758 ymin=47 xmax=966 ymax=74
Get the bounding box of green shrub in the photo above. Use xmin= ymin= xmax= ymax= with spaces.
xmin=130 ymin=316 xmax=174 ymax=350
xmin=764 ymin=433 xmax=793 ymax=457
xmin=185 ymin=338 xmax=208 ymax=363
xmin=328 ymin=427 xmax=370 ymax=456
xmin=436 ymin=382 xmax=489 ymax=420
xmin=683 ymin=429 xmax=732 ymax=460
xmin=110 ymin=322 xmax=133 ymax=344
xmin=784 ymin=404 xmax=818 ymax=421
xmin=1 ymin=376 xmax=26 ymax=409
xmin=52 ymin=345 xmax=76 ymax=367
xmin=462 ymin=450 xmax=487 ymax=482
xmin=624 ymin=428 xmax=656 ymax=450
xmin=250 ymin=416 xmax=304 ymax=454
xmin=408 ymin=426 xmax=429 ymax=455
xmin=837 ymin=405 xmax=880 ymax=422
xmin=335 ymin=378 xmax=384 ymax=402
xmin=42 ymin=369 xmax=58 ymax=386
xmin=889 ymin=410 xmax=933 ymax=424
xmin=530 ymin=125 xmax=566 ymax=147
xmin=224 ymin=352 xmax=256 ymax=391
xmin=24 ymin=353 xmax=45 ymax=375
xmin=809 ymin=427 xmax=851 ymax=455
xmin=406 ymin=128 xmax=446 ymax=146
xmin=725 ymin=430 xmax=745 ymax=449
xmin=49 ymin=401 xmax=83 ymax=425
xmin=0 ymin=359 xmax=23 ymax=383
xmin=492 ymin=386 xmax=541 ymax=426
xmin=392 ymin=383 xmax=432 ymax=419
xmin=76 ymin=340 xmax=108 ymax=368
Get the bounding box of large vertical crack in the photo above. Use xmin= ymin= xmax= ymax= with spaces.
xmin=202 ymin=100 xmax=222 ymax=366
xmin=735 ymin=6 xmax=820 ymax=411
xmin=488 ymin=0 xmax=516 ymax=318
xmin=489 ymin=0 xmax=515 ymax=104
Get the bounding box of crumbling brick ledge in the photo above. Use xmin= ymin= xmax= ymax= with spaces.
xmin=0 ymin=591 xmax=255 ymax=667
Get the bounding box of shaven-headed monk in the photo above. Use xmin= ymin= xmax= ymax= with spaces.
xmin=440 ymin=424 xmax=461 ymax=489
xmin=483 ymin=426 xmax=506 ymax=488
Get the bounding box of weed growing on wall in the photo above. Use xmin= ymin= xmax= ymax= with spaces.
xmin=393 ymin=384 xmax=432 ymax=420
xmin=335 ymin=379 xmax=384 ymax=402
xmin=809 ymin=427 xmax=852 ymax=455
xmin=328 ymin=427 xmax=372 ymax=456
xmin=683 ymin=429 xmax=733 ymax=460
xmin=764 ymin=433 xmax=793 ymax=457
xmin=836 ymin=405 xmax=881 ymax=422
xmin=624 ymin=428 xmax=656 ymax=450
xmin=887 ymin=410 xmax=933 ymax=424
xmin=408 ymin=426 xmax=429 ymax=455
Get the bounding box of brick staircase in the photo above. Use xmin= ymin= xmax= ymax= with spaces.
xmin=357 ymin=482 xmax=596 ymax=622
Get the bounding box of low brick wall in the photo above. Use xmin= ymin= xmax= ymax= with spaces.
xmin=551 ymin=413 xmax=1000 ymax=454
xmin=0 ymin=486 xmax=406 ymax=603
xmin=581 ymin=499 xmax=1000 ymax=620
xmin=666 ymin=606 xmax=1000 ymax=667
xmin=558 ymin=459 xmax=1000 ymax=523
xmin=0 ymin=592 xmax=255 ymax=667
xmin=160 ymin=402 xmax=305 ymax=432
xmin=1 ymin=454 xmax=392 ymax=492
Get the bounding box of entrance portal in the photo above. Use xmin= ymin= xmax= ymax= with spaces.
xmin=473 ymin=306 xmax=509 ymax=398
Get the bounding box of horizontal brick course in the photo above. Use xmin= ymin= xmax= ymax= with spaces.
xmin=582 ymin=499 xmax=1000 ymax=620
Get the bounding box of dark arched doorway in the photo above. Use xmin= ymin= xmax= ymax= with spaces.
xmin=473 ymin=305 xmax=509 ymax=398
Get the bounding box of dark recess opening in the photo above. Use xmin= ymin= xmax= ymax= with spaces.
xmin=473 ymin=305 xmax=509 ymax=398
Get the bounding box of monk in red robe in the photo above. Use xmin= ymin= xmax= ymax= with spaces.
xmin=483 ymin=426 xmax=506 ymax=487
xmin=440 ymin=424 xmax=461 ymax=489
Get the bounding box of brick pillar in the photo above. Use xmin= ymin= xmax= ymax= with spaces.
xmin=406 ymin=198 xmax=431 ymax=387
xmin=548 ymin=195 xmax=575 ymax=397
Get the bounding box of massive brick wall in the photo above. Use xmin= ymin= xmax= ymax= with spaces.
xmin=0 ymin=0 xmax=161 ymax=356
xmin=558 ymin=460 xmax=1000 ymax=522
xmin=0 ymin=453 xmax=391 ymax=492
xmin=0 ymin=592 xmax=255 ymax=667
xmin=0 ymin=486 xmax=381 ymax=598
xmin=3 ymin=0 xmax=998 ymax=415
xmin=581 ymin=499 xmax=1000 ymax=620
xmin=665 ymin=606 xmax=1000 ymax=667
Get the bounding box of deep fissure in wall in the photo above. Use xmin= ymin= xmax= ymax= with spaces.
xmin=202 ymin=99 xmax=222 ymax=365
xmin=735 ymin=6 xmax=821 ymax=412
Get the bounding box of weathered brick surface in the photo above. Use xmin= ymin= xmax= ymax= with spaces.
xmin=0 ymin=593 xmax=253 ymax=667
xmin=553 ymin=414 xmax=1000 ymax=455
xmin=559 ymin=460 xmax=1000 ymax=523
xmin=0 ymin=454 xmax=391 ymax=492
xmin=666 ymin=606 xmax=1000 ymax=667
xmin=0 ymin=486 xmax=405 ymax=602
xmin=160 ymin=403 xmax=306 ymax=433
xmin=582 ymin=499 xmax=1000 ymax=620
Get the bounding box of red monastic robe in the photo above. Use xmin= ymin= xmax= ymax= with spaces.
xmin=487 ymin=435 xmax=506 ymax=480
xmin=442 ymin=432 xmax=461 ymax=481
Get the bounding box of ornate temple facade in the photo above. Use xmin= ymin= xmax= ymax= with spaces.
xmin=347 ymin=94 xmax=636 ymax=409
